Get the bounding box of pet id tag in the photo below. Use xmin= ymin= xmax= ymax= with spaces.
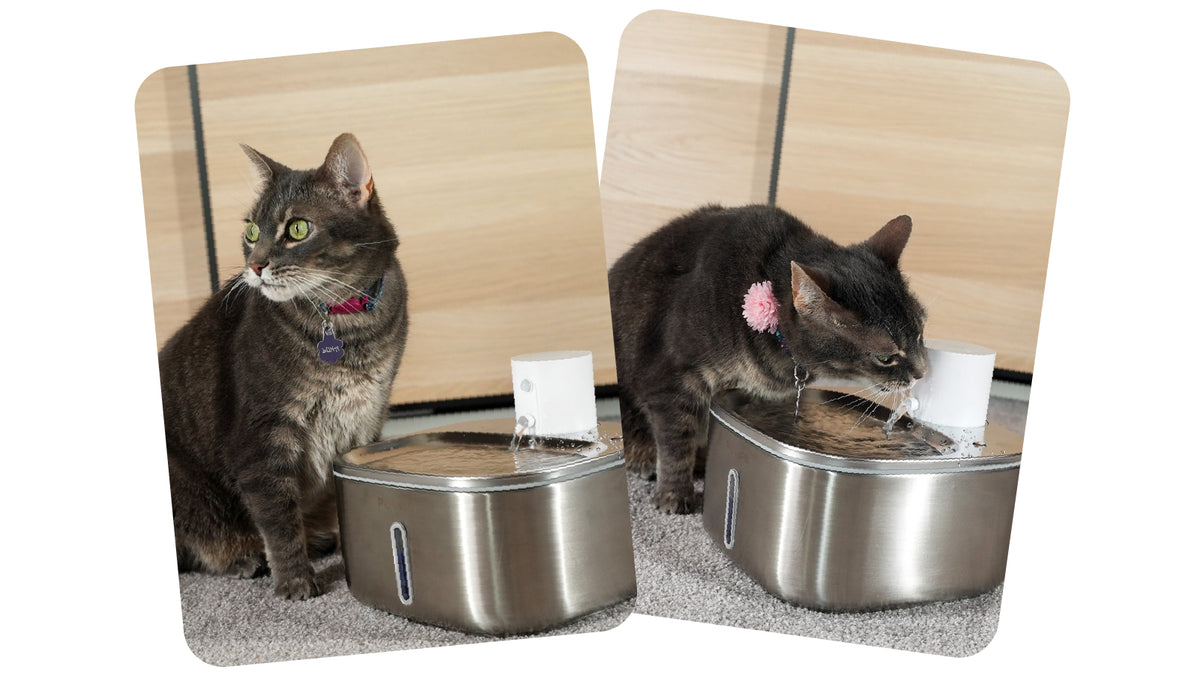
xmin=317 ymin=323 xmax=344 ymax=364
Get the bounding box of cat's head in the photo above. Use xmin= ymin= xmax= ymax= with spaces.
xmin=237 ymin=133 xmax=397 ymax=305
xmin=785 ymin=215 xmax=927 ymax=392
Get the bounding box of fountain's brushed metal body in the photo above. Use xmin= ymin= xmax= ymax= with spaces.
xmin=702 ymin=390 xmax=1021 ymax=611
xmin=334 ymin=420 xmax=635 ymax=634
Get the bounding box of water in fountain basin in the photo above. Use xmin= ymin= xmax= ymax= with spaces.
xmin=509 ymin=418 xmax=605 ymax=472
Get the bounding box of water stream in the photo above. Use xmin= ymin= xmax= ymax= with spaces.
xmin=882 ymin=395 xmax=918 ymax=436
xmin=510 ymin=415 xmax=534 ymax=453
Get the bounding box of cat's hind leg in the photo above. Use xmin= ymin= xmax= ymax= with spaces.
xmin=170 ymin=462 xmax=268 ymax=578
xmin=643 ymin=379 xmax=711 ymax=514
xmin=303 ymin=488 xmax=340 ymax=561
xmin=173 ymin=514 xmax=267 ymax=579
xmin=178 ymin=534 xmax=268 ymax=579
xmin=619 ymin=391 xmax=657 ymax=480
xmin=306 ymin=531 xmax=339 ymax=560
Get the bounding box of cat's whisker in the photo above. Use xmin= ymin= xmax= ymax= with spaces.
xmin=816 ymin=380 xmax=881 ymax=403
xmin=849 ymin=406 xmax=871 ymax=431
xmin=837 ymin=391 xmax=875 ymax=409
xmin=820 ymin=384 xmax=881 ymax=407
xmin=292 ymin=265 xmax=372 ymax=281
xmin=305 ymin=286 xmax=344 ymax=311
xmin=219 ymin=278 xmax=240 ymax=304
xmin=280 ymin=272 xmax=347 ymax=305
xmin=220 ymin=277 xmax=253 ymax=313
xmin=840 ymin=396 xmax=878 ymax=417
xmin=290 ymin=269 xmax=374 ymax=302
xmin=847 ymin=387 xmax=895 ymax=430
xmin=354 ymin=237 xmax=400 ymax=248
xmin=219 ymin=266 xmax=248 ymax=283
xmin=850 ymin=394 xmax=887 ymax=431
xmin=884 ymin=391 xmax=898 ymax=408
xmin=293 ymin=274 xmax=338 ymax=298
xmin=296 ymin=289 xmax=329 ymax=323
xmin=833 ymin=383 xmax=888 ymax=413
xmin=305 ymin=280 xmax=361 ymax=297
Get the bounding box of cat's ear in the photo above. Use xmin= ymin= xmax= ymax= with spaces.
xmin=791 ymin=261 xmax=835 ymax=314
xmin=322 ymin=133 xmax=374 ymax=209
xmin=240 ymin=144 xmax=286 ymax=187
xmin=865 ymin=215 xmax=913 ymax=268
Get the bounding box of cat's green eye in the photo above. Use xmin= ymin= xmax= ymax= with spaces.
xmin=875 ymin=353 xmax=897 ymax=366
xmin=287 ymin=218 xmax=311 ymax=241
xmin=244 ymin=221 xmax=260 ymax=243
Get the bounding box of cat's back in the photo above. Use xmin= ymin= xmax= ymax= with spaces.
xmin=610 ymin=205 xmax=816 ymax=302
xmin=612 ymin=205 xmax=809 ymax=273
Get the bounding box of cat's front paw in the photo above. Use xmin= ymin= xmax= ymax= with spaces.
xmin=653 ymin=487 xmax=699 ymax=515
xmin=275 ymin=572 xmax=322 ymax=600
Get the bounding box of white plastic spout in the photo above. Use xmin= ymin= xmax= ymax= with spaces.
xmin=909 ymin=339 xmax=996 ymax=429
xmin=510 ymin=351 xmax=598 ymax=441
xmin=907 ymin=339 xmax=996 ymax=456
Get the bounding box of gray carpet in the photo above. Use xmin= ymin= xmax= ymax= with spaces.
xmin=179 ymin=556 xmax=633 ymax=666
xmin=177 ymin=391 xmax=1026 ymax=663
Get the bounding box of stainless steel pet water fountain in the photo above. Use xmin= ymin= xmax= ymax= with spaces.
xmin=702 ymin=339 xmax=1022 ymax=611
xmin=334 ymin=351 xmax=636 ymax=635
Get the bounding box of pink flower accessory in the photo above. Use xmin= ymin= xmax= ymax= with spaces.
xmin=742 ymin=281 xmax=779 ymax=333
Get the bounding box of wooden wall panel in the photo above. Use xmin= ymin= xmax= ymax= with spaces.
xmin=600 ymin=11 xmax=787 ymax=266
xmin=134 ymin=67 xmax=210 ymax=348
xmin=776 ymin=30 xmax=1069 ymax=373
xmin=137 ymin=33 xmax=615 ymax=405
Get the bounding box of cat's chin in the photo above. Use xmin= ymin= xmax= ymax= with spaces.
xmin=880 ymin=380 xmax=917 ymax=394
xmin=257 ymin=284 xmax=298 ymax=302
xmin=243 ymin=273 xmax=299 ymax=303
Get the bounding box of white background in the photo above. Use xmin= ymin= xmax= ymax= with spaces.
xmin=3 ymin=0 xmax=1195 ymax=671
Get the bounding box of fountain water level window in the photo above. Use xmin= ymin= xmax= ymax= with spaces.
xmin=332 ymin=350 xmax=635 ymax=635
xmin=702 ymin=339 xmax=1022 ymax=612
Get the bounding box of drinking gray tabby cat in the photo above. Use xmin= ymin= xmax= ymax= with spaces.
xmin=608 ymin=204 xmax=927 ymax=513
xmin=158 ymin=133 xmax=409 ymax=599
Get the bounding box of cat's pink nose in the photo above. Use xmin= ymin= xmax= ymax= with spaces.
xmin=249 ymin=262 xmax=267 ymax=276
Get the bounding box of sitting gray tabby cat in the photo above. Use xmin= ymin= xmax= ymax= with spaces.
xmin=158 ymin=134 xmax=409 ymax=599
xmin=608 ymin=204 xmax=927 ymax=513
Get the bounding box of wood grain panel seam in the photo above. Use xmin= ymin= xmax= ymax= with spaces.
xmin=187 ymin=64 xmax=219 ymax=295
xmin=767 ymin=27 xmax=795 ymax=207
